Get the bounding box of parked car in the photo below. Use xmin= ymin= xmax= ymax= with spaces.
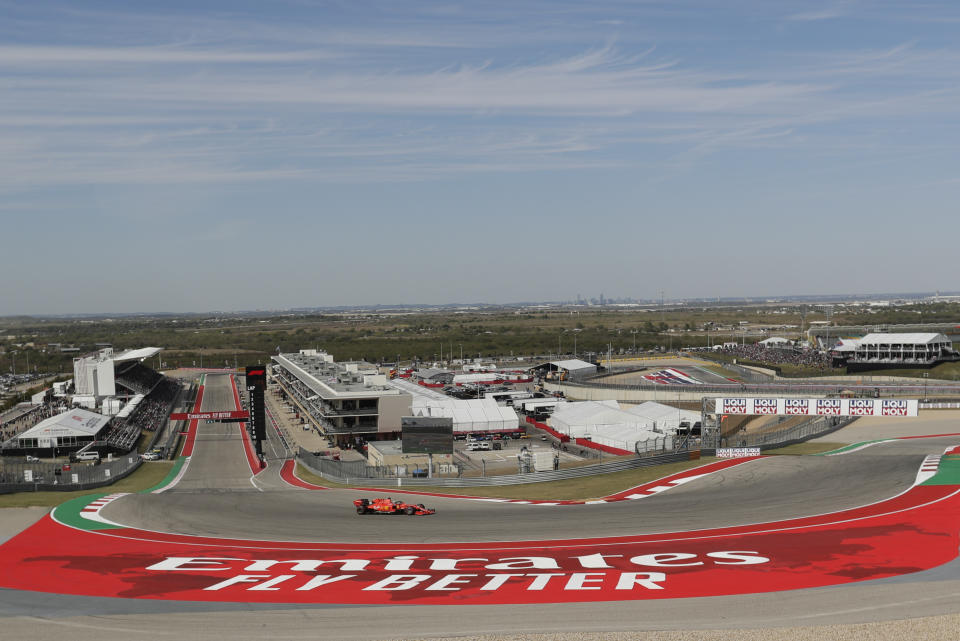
xmin=141 ymin=452 xmax=160 ymax=461
xmin=25 ymin=455 xmax=40 ymax=463
xmin=70 ymin=451 xmax=100 ymax=462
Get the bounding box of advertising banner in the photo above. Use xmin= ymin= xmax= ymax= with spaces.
xmin=717 ymin=448 xmax=761 ymax=458
xmin=716 ymin=398 xmax=918 ymax=417
xmin=169 ymin=411 xmax=250 ymax=421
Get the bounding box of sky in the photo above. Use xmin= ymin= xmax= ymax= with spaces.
xmin=2 ymin=0 xmax=959 ymax=314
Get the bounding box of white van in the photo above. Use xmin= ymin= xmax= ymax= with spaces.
xmin=71 ymin=451 xmax=100 ymax=462
xmin=467 ymin=442 xmax=491 ymax=452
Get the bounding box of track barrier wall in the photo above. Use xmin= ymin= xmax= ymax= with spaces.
xmin=0 ymin=453 xmax=142 ymax=495
xmin=724 ymin=416 xmax=856 ymax=450
xmin=559 ymin=364 xmax=960 ymax=399
xmin=297 ymin=446 xmax=703 ymax=487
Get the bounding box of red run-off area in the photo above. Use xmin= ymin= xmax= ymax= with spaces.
xmin=0 ymin=481 xmax=958 ymax=605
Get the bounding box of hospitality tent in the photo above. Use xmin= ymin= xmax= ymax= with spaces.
xmin=624 ymin=401 xmax=700 ymax=434
xmin=413 ymin=397 xmax=520 ymax=433
xmin=549 ymin=401 xmax=672 ymax=452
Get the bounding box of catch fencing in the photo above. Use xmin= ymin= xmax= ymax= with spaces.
xmin=298 ymin=446 xmax=704 ymax=487
xmin=0 ymin=453 xmax=142 ymax=495
xmin=720 ymin=415 xmax=855 ymax=449
xmin=569 ymin=364 xmax=960 ymax=397
xmin=298 ymin=410 xmax=857 ymax=488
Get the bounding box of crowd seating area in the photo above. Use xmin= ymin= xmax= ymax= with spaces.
xmin=0 ymin=403 xmax=68 ymax=446
xmin=98 ymin=378 xmax=179 ymax=451
xmin=115 ymin=362 xmax=163 ymax=394
xmin=716 ymin=344 xmax=834 ymax=370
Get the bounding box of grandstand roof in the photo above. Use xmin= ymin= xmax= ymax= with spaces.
xmin=114 ymin=394 xmax=145 ymax=419
xmin=113 ymin=347 xmax=163 ymax=363
xmin=15 ymin=409 xmax=110 ymax=441
xmin=859 ymin=333 xmax=948 ymax=345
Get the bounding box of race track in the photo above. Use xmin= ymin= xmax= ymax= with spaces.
xmin=3 ymin=372 xmax=960 ymax=640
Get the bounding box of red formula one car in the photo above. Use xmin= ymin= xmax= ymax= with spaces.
xmin=354 ymin=497 xmax=435 ymax=516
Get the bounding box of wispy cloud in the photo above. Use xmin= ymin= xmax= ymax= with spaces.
xmin=0 ymin=45 xmax=338 ymax=65
xmin=1 ymin=2 xmax=959 ymax=193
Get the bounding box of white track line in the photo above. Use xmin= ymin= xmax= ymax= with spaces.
xmin=152 ymin=456 xmax=191 ymax=494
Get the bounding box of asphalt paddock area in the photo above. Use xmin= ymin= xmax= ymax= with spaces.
xmin=3 ymin=406 xmax=960 ymax=640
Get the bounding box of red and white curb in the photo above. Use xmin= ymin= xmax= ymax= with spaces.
xmin=610 ymin=473 xmax=711 ymax=501
xmin=80 ymin=493 xmax=128 ymax=524
xmin=915 ymin=455 xmax=941 ymax=485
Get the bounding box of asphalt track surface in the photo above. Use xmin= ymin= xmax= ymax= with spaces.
xmin=4 ymin=373 xmax=960 ymax=640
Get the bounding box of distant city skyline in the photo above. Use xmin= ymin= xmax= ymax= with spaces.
xmin=2 ymin=2 xmax=959 ymax=315
xmin=5 ymin=289 xmax=959 ymax=319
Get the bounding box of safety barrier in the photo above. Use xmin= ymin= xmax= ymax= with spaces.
xmin=525 ymin=416 xmax=569 ymax=442
xmin=0 ymin=453 xmax=143 ymax=494
xmin=297 ymin=446 xmax=704 ymax=487
xmin=723 ymin=416 xmax=856 ymax=449
xmin=555 ymin=375 xmax=960 ymax=398
xmin=574 ymin=438 xmax=633 ymax=457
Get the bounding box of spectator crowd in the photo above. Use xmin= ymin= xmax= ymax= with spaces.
xmin=115 ymin=362 xmax=163 ymax=395
xmin=0 ymin=402 xmax=67 ymax=446
xmin=716 ymin=343 xmax=835 ymax=371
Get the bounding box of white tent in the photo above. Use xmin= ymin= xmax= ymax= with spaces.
xmin=624 ymin=401 xmax=700 ymax=434
xmin=549 ymin=401 xmax=674 ymax=452
xmin=759 ymin=337 xmax=791 ymax=347
xmin=518 ymin=398 xmax=568 ymax=414
xmin=4 ymin=408 xmax=110 ymax=448
xmin=453 ymin=373 xmax=501 ymax=385
xmin=413 ymin=397 xmax=519 ymax=433
xmin=114 ymin=394 xmax=145 ymax=419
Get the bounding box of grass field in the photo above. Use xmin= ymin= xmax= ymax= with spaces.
xmin=0 ymin=461 xmax=173 ymax=509
xmin=295 ymin=458 xmax=719 ymax=501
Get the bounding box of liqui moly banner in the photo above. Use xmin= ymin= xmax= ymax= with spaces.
xmin=716 ymin=398 xmax=918 ymax=417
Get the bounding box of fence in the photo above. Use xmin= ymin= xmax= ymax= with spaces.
xmin=720 ymin=415 xmax=855 ymax=450
xmin=0 ymin=453 xmax=142 ymax=494
xmin=298 ymin=446 xmax=704 ymax=487
xmin=157 ymin=383 xmax=195 ymax=459
xmin=557 ymin=375 xmax=960 ymax=398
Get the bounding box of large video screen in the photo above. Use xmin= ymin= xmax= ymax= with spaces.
xmin=402 ymin=417 xmax=453 ymax=454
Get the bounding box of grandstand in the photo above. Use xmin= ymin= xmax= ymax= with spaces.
xmin=93 ymin=377 xmax=179 ymax=452
xmin=114 ymin=361 xmax=163 ymax=395
xmin=834 ymin=333 xmax=960 ymax=372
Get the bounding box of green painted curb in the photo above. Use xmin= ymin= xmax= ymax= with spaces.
xmin=142 ymin=456 xmax=186 ymax=493
xmin=814 ymin=439 xmax=892 ymax=456
xmin=922 ymin=456 xmax=960 ymax=486
xmin=52 ymin=455 xmax=187 ymax=530
xmin=52 ymin=493 xmax=122 ymax=531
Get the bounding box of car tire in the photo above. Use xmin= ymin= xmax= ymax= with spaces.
xmin=405 ymin=506 xmax=415 ymax=515
xmin=356 ymin=506 xmax=367 ymax=515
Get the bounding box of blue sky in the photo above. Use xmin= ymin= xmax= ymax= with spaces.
xmin=2 ymin=1 xmax=959 ymax=314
